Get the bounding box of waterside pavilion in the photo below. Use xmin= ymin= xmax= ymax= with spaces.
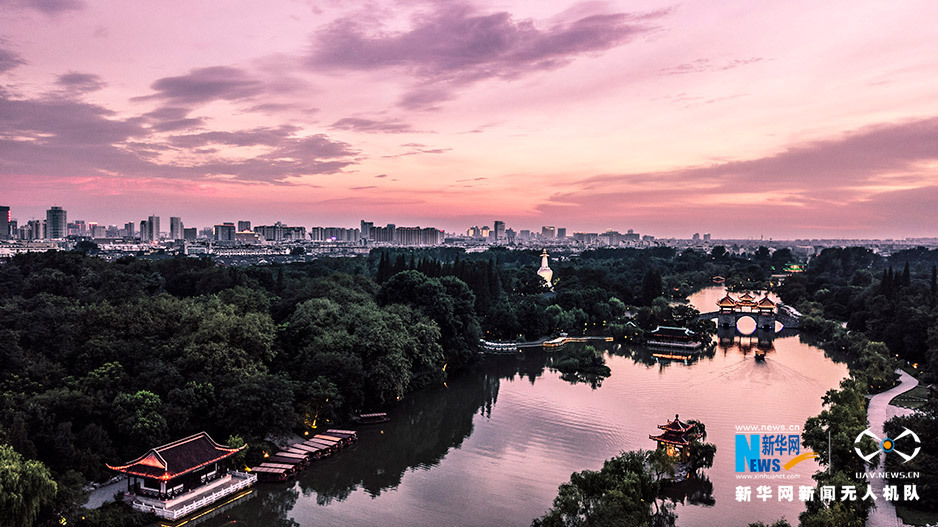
xmin=649 ymin=415 xmax=698 ymax=461
xmin=106 ymin=432 xmax=256 ymax=521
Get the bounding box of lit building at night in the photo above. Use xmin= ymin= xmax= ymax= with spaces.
xmin=106 ymin=432 xmax=256 ymax=521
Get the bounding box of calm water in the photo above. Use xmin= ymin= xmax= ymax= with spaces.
xmin=203 ymin=287 xmax=848 ymax=527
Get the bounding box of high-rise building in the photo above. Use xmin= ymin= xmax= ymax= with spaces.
xmin=183 ymin=228 xmax=197 ymax=241
xmin=254 ymin=222 xmax=306 ymax=242
xmin=557 ymin=228 xmax=567 ymax=239
xmin=360 ymin=220 xmax=374 ymax=240
xmin=692 ymin=232 xmax=701 ymax=242
xmin=46 ymin=206 xmax=67 ymax=239
xmin=0 ymin=206 xmax=10 ymax=240
xmin=147 ymin=215 xmax=160 ymax=241
xmin=214 ymin=223 xmax=236 ymax=242
xmin=493 ymin=220 xmax=505 ymax=240
xmin=703 ymin=233 xmax=711 ymax=242
xmin=393 ymin=226 xmax=441 ymax=245
xmin=371 ymin=224 xmax=396 ymax=243
xmin=140 ymin=220 xmax=148 ymax=241
xmin=238 ymin=220 xmax=252 ymax=232
xmin=22 ymin=220 xmax=43 ymax=240
xmin=541 ymin=226 xmax=556 ymax=238
xmin=124 ymin=222 xmax=135 ymax=238
xmin=170 ymin=217 xmax=184 ymax=240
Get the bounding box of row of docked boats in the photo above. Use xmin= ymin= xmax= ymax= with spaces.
xmin=250 ymin=429 xmax=358 ymax=482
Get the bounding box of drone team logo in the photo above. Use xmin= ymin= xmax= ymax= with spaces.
xmin=854 ymin=428 xmax=921 ymax=463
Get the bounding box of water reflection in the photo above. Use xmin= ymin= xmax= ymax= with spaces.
xmin=296 ymin=368 xmax=499 ymax=504
xmin=200 ymin=287 xmax=849 ymax=527
xmin=661 ymin=476 xmax=715 ymax=507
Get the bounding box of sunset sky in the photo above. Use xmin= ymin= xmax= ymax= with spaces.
xmin=2 ymin=0 xmax=937 ymax=238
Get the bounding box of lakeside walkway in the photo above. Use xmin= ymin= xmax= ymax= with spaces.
xmin=866 ymin=369 xmax=917 ymax=527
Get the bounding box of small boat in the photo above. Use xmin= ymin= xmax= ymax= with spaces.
xmin=326 ymin=429 xmax=358 ymax=442
xmin=269 ymin=454 xmax=306 ymax=467
xmin=302 ymin=438 xmax=336 ymax=450
xmin=314 ymin=433 xmax=352 ymax=447
xmin=354 ymin=412 xmax=390 ymax=424
xmin=251 ymin=466 xmax=291 ymax=482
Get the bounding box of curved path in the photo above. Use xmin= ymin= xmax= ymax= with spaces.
xmin=866 ymin=369 xmax=917 ymax=527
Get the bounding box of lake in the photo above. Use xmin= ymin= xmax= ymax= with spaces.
xmin=202 ymin=286 xmax=848 ymax=527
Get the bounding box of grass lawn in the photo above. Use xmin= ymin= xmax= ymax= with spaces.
xmin=896 ymin=504 xmax=938 ymax=526
xmin=890 ymin=384 xmax=929 ymax=410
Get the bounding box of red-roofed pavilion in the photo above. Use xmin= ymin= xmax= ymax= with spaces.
xmin=108 ymin=432 xmax=245 ymax=500
xmin=649 ymin=414 xmax=698 ymax=461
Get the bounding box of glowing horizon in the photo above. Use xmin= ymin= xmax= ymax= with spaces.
xmin=2 ymin=0 xmax=938 ymax=238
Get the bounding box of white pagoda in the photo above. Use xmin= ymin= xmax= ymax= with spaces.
xmin=537 ymin=249 xmax=553 ymax=289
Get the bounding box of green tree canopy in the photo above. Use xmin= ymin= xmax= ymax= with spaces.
xmin=0 ymin=444 xmax=57 ymax=527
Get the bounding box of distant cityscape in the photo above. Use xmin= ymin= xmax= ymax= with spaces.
xmin=3 ymin=204 xmax=938 ymax=263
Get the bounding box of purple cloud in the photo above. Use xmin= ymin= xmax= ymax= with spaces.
xmin=535 ymin=115 xmax=938 ymax=236
xmin=659 ymin=57 xmax=763 ymax=76
xmin=0 ymin=94 xmax=145 ymax=145
xmin=381 ymin=145 xmax=452 ymax=158
xmin=3 ymin=0 xmax=84 ymax=14
xmin=244 ymin=102 xmax=317 ymax=115
xmin=169 ymin=125 xmax=302 ymax=148
xmin=56 ymin=71 xmax=106 ymax=93
xmin=308 ymin=4 xmax=665 ymax=108
xmin=0 ymin=48 xmax=26 ymax=73
xmin=135 ymin=66 xmax=264 ymax=104
xmin=332 ymin=117 xmax=416 ymax=134
xmin=0 ymin=90 xmax=357 ymax=184
xmin=397 ymin=86 xmax=456 ymax=110
xmin=142 ymin=106 xmax=205 ymax=132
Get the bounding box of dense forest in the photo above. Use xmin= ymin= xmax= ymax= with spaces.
xmin=0 ymin=244 xmax=866 ymax=525
xmin=772 ymin=247 xmax=938 ymax=525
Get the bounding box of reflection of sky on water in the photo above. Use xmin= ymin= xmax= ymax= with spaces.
xmin=204 ymin=287 xmax=848 ymax=527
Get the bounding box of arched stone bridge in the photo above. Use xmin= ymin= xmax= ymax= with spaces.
xmin=696 ymin=291 xmax=801 ymax=332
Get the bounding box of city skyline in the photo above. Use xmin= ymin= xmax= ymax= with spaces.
xmin=0 ymin=202 xmax=669 ymax=239
xmin=2 ymin=1 xmax=938 ymax=238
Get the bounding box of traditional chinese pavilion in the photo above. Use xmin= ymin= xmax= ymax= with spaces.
xmin=716 ymin=293 xmax=738 ymax=311
xmin=107 ymin=432 xmax=256 ymax=520
xmin=756 ymin=295 xmax=776 ymax=312
xmin=649 ymin=414 xmax=698 ymax=461
xmin=646 ymin=326 xmax=702 ymax=350
xmin=736 ymin=291 xmax=758 ymax=310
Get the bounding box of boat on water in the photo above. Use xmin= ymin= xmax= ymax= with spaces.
xmin=645 ymin=326 xmax=703 ymax=351
xmin=354 ymin=412 xmax=390 ymax=424
xmin=479 ymin=340 xmax=519 ymax=354
xmin=543 ymin=335 xmax=614 ymax=349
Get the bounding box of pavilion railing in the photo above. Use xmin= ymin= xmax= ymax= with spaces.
xmin=131 ymin=471 xmax=257 ymax=520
